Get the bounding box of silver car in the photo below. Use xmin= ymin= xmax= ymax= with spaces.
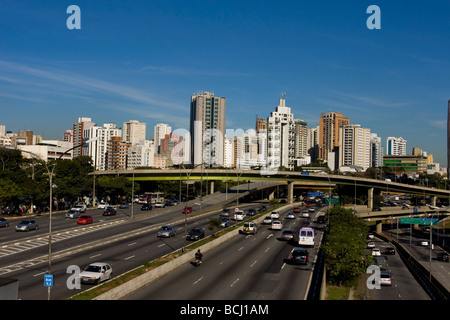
xmin=0 ymin=217 xmax=9 ymax=228
xmin=15 ymin=220 xmax=39 ymax=232
xmin=157 ymin=225 xmax=176 ymax=238
xmin=65 ymin=209 xmax=81 ymax=219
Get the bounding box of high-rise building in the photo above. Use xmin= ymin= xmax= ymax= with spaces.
xmin=386 ymin=137 xmax=407 ymax=156
xmin=154 ymin=123 xmax=171 ymax=153
xmin=83 ymin=123 xmax=122 ymax=170
xmin=370 ymin=133 xmax=383 ymax=168
xmin=190 ymin=91 xmax=226 ymax=166
xmin=123 ymin=120 xmax=146 ymax=145
xmin=294 ymin=119 xmax=308 ymax=158
xmin=318 ymin=112 xmax=350 ymax=162
xmin=267 ymin=94 xmax=295 ymax=170
xmin=106 ymin=136 xmax=131 ymax=170
xmin=339 ymin=124 xmax=371 ymax=171
xmin=307 ymin=125 xmax=319 ymax=162
xmin=73 ymin=117 xmax=96 ymax=158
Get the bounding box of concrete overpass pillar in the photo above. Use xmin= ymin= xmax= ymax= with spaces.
xmin=368 ymin=188 xmax=374 ymax=210
xmin=432 ymin=196 xmax=437 ymax=206
xmin=210 ymin=181 xmax=214 ymax=194
xmin=287 ymin=181 xmax=294 ymax=204
xmin=268 ymin=190 xmax=275 ymax=200
xmin=376 ymin=220 xmax=382 ymax=234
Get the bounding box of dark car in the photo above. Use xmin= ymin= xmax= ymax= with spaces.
xmin=317 ymin=215 xmax=327 ymax=224
xmin=372 ymin=207 xmax=382 ymax=212
xmin=119 ymin=202 xmax=129 ymax=209
xmin=103 ymin=206 xmax=117 ymax=216
xmin=141 ymin=203 xmax=152 ymax=211
xmin=437 ymin=251 xmax=449 ymax=262
xmin=385 ymin=247 xmax=396 ymax=255
xmin=186 ymin=228 xmax=205 ymax=241
xmin=247 ymin=208 xmax=256 ymax=216
xmin=0 ymin=217 xmax=10 ymax=228
xmin=290 ymin=249 xmax=309 ymax=265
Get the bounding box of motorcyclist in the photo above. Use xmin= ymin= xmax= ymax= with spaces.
xmin=195 ymin=249 xmax=203 ymax=265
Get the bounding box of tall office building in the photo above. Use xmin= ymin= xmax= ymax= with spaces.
xmin=339 ymin=124 xmax=371 ymax=171
xmin=123 ymin=120 xmax=146 ymax=145
xmin=386 ymin=137 xmax=407 ymax=156
xmin=190 ymin=91 xmax=226 ymax=166
xmin=267 ymin=94 xmax=295 ymax=170
xmin=307 ymin=125 xmax=320 ymax=162
xmin=318 ymin=112 xmax=350 ymax=162
xmin=106 ymin=136 xmax=131 ymax=170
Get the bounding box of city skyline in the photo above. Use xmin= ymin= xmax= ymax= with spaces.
xmin=0 ymin=1 xmax=448 ymax=165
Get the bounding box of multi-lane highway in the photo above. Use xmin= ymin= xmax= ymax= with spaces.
xmin=122 ymin=205 xmax=325 ymax=300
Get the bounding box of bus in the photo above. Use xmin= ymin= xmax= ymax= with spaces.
xmin=138 ymin=192 xmax=164 ymax=204
xmin=298 ymin=227 xmax=315 ymax=247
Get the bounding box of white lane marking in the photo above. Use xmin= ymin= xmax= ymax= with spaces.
xmin=230 ymin=278 xmax=240 ymax=287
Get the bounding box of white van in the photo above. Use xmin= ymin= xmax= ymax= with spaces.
xmin=234 ymin=210 xmax=245 ymax=221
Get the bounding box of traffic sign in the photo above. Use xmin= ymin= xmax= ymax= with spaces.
xmin=44 ymin=274 xmax=53 ymax=287
xmin=400 ymin=217 xmax=439 ymax=226
xmin=234 ymin=207 xmax=240 ymax=213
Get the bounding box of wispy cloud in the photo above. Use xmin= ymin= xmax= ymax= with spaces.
xmin=138 ymin=65 xmax=254 ymax=77
xmin=327 ymin=90 xmax=409 ymax=108
xmin=0 ymin=60 xmax=186 ymax=111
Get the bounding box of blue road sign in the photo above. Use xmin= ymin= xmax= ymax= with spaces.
xmin=44 ymin=274 xmax=53 ymax=287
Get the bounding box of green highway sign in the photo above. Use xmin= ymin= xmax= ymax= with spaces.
xmin=400 ymin=217 xmax=439 ymax=226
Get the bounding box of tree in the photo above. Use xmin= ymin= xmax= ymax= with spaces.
xmin=322 ymin=206 xmax=372 ymax=286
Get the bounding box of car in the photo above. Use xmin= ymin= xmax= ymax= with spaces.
xmin=379 ymin=273 xmax=392 ymax=286
xmin=437 ymin=251 xmax=449 ymax=262
xmin=77 ymin=215 xmax=93 ymax=225
xmin=97 ymin=202 xmax=109 ymax=209
xmin=372 ymin=207 xmax=382 ymax=212
xmin=182 ymin=207 xmax=193 ymax=214
xmin=73 ymin=203 xmax=87 ymax=213
xmin=103 ymin=206 xmax=117 ymax=216
xmin=367 ymin=233 xmax=375 ymax=240
xmin=286 ymin=212 xmax=296 ymax=219
xmin=317 ymin=215 xmax=327 ymax=224
xmin=220 ymin=208 xmax=231 ymax=217
xmin=290 ymin=249 xmax=309 ymax=265
xmin=263 ymin=216 xmax=272 ymax=224
xmin=281 ymin=229 xmax=294 ymax=241
xmin=242 ymin=222 xmax=258 ymax=235
xmin=258 ymin=205 xmax=267 ymax=212
xmin=141 ymin=203 xmax=152 ymax=211
xmin=371 ymin=248 xmax=381 ymax=256
xmin=15 ymin=220 xmax=39 ymax=232
xmin=385 ymin=247 xmax=396 ymax=255
xmin=186 ymin=228 xmax=205 ymax=240
xmin=0 ymin=217 xmax=9 ymax=228
xmin=119 ymin=202 xmax=129 ymax=209
xmin=419 ymin=239 xmax=429 ymax=247
xmin=374 ymin=256 xmax=388 ymax=270
xmin=78 ymin=262 xmax=112 ymax=284
xmin=247 ymin=208 xmax=257 ymax=216
xmin=65 ymin=209 xmax=81 ymax=219
xmin=164 ymin=201 xmax=175 ymax=207
xmin=367 ymin=241 xmax=376 ymax=248
xmin=301 ymin=211 xmax=310 ymax=218
xmin=234 ymin=210 xmax=245 ymax=221
xmin=220 ymin=217 xmax=230 ymax=228
xmin=271 ymin=220 xmax=282 ymax=230
xmin=270 ymin=211 xmax=280 ymax=219
xmin=293 ymin=207 xmax=301 ymax=213
xmin=157 ymin=225 xmax=176 ymax=238
xmin=308 ymin=208 xmax=315 ymax=213
xmin=154 ymin=202 xmax=165 ymax=208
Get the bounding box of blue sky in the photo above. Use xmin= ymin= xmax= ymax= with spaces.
xmin=0 ymin=1 xmax=449 ymax=165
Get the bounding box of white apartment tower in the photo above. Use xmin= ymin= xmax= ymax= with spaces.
xmin=339 ymin=124 xmax=371 ymax=171
xmin=123 ymin=120 xmax=146 ymax=145
xmin=267 ymin=94 xmax=295 ymax=170
xmin=386 ymin=137 xmax=407 ymax=156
